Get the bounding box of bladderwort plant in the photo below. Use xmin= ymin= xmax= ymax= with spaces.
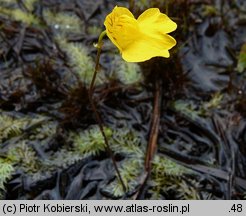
xmin=88 ymin=6 xmax=177 ymax=194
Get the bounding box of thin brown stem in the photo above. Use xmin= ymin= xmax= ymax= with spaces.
xmin=88 ymin=31 xmax=127 ymax=194
xmin=89 ymin=48 xmax=102 ymax=96
xmin=88 ymin=95 xmax=127 ymax=193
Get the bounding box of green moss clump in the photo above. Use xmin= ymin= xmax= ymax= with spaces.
xmin=23 ymin=0 xmax=37 ymax=11
xmin=7 ymin=141 xmax=40 ymax=173
xmin=87 ymin=25 xmax=103 ymax=36
xmin=149 ymin=155 xmax=195 ymax=199
xmin=43 ymin=148 xmax=82 ymax=170
xmin=72 ymin=126 xmax=113 ymax=156
xmin=0 ymin=0 xmax=37 ymax=11
xmin=0 ymin=0 xmax=39 ymax=25
xmin=56 ymin=37 xmax=105 ymax=86
xmin=0 ymin=158 xmax=14 ymax=191
xmin=202 ymin=92 xmax=223 ymax=111
xmin=103 ymin=158 xmax=143 ymax=197
xmin=171 ymin=92 xmax=223 ymax=119
xmin=0 ymin=111 xmax=45 ymax=143
xmin=110 ymin=56 xmax=143 ymax=85
xmin=202 ymin=5 xmax=218 ymax=17
xmin=71 ymin=125 xmax=145 ymax=197
xmin=237 ymin=43 xmax=246 ymax=73
xmin=152 ymin=156 xmax=190 ymax=178
xmin=0 ymin=7 xmax=39 ymax=25
xmin=43 ymin=10 xmax=84 ymax=35
xmin=0 ymin=114 xmax=23 ymax=143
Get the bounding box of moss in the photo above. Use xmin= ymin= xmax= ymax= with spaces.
xmin=152 ymin=156 xmax=190 ymax=178
xmin=0 ymin=7 xmax=39 ymax=25
xmin=71 ymin=125 xmax=113 ymax=157
xmin=0 ymin=0 xmax=16 ymax=9
xmin=87 ymin=25 xmax=103 ymax=36
xmin=7 ymin=141 xmax=40 ymax=173
xmin=2 ymin=115 xmax=83 ymax=182
xmin=176 ymin=179 xmax=201 ymax=200
xmin=43 ymin=10 xmax=84 ymax=35
xmin=171 ymin=100 xmax=200 ymax=120
xmin=202 ymin=5 xmax=218 ymax=17
xmin=0 ymin=0 xmax=37 ymax=10
xmin=201 ymin=92 xmax=223 ymax=112
xmin=0 ymin=0 xmax=38 ymax=25
xmin=149 ymin=155 xmax=196 ymax=199
xmin=71 ymin=125 xmax=145 ymax=197
xmin=0 ymin=158 xmax=14 ymax=191
xmin=43 ymin=148 xmax=82 ymax=169
xmin=0 ymin=112 xmax=44 ymax=143
xmin=56 ymin=37 xmax=105 ymax=86
xmin=29 ymin=120 xmax=58 ymax=141
xmin=111 ymin=128 xmax=144 ymax=156
xmin=23 ymin=0 xmax=37 ymax=11
xmin=171 ymin=92 xmax=223 ymax=119
xmin=237 ymin=43 xmax=246 ymax=73
xmin=103 ymin=128 xmax=145 ymax=197
xmin=0 ymin=114 xmax=23 ymax=143
xmin=110 ymin=56 xmax=143 ymax=85
xmin=103 ymin=158 xmax=143 ymax=198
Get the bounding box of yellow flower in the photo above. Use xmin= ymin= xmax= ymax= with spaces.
xmin=104 ymin=6 xmax=177 ymax=62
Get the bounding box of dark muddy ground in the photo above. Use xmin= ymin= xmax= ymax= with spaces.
xmin=0 ymin=0 xmax=246 ymax=199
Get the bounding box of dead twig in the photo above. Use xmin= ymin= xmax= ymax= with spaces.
xmin=134 ymin=79 xmax=162 ymax=199
xmin=145 ymin=79 xmax=162 ymax=172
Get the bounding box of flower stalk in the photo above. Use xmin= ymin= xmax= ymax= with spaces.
xmin=88 ymin=30 xmax=127 ymax=194
xmin=89 ymin=30 xmax=107 ymax=96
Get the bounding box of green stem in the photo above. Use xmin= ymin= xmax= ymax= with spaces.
xmin=89 ymin=30 xmax=107 ymax=96
xmin=88 ymin=30 xmax=127 ymax=194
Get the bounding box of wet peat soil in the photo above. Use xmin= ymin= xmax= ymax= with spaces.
xmin=0 ymin=0 xmax=246 ymax=199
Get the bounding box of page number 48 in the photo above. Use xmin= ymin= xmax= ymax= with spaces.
xmin=230 ymin=204 xmax=243 ymax=213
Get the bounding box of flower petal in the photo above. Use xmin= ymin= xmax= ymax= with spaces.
xmin=137 ymin=8 xmax=177 ymax=34
xmin=104 ymin=6 xmax=137 ymax=51
xmin=110 ymin=6 xmax=134 ymax=18
xmin=122 ymin=33 xmax=176 ymax=62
